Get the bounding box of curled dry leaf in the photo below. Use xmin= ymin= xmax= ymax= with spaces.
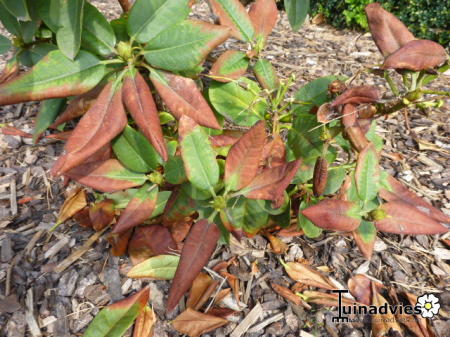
xmin=331 ymin=86 xmax=380 ymax=108
xmin=51 ymin=82 xmax=127 ymax=175
xmin=127 ymin=255 xmax=180 ymax=280
xmin=302 ymin=290 xmax=359 ymax=307
xmin=89 ymin=199 xmax=115 ymax=231
xmin=345 ymin=125 xmax=369 ymax=152
xmin=133 ymin=305 xmax=156 ymax=337
xmin=365 ymin=3 xmax=415 ymax=57
xmin=64 ymin=159 xmax=147 ymax=193
xmin=108 ymin=229 xmax=133 ymax=257
xmin=172 ymin=308 xmax=228 ymax=337
xmin=224 ymin=121 xmax=266 ymax=191
xmin=282 ymin=261 xmax=336 ymax=290
xmin=248 ymin=0 xmax=278 ymax=40
xmin=271 ymin=283 xmax=305 ymax=307
xmin=210 ymin=50 xmax=249 ymax=82
xmin=73 ymin=207 xmax=92 ymax=228
xmin=382 ymin=39 xmax=448 ymax=71
xmin=371 ymin=283 xmax=402 ymax=337
xmin=123 ymin=69 xmax=168 ymax=161
xmin=260 ymin=134 xmax=286 ymax=169
xmin=374 ymin=200 xmax=448 ymax=235
xmin=167 ymin=219 xmax=220 ymax=312
xmin=128 ymin=225 xmax=178 ymax=265
xmin=186 ymin=272 xmax=215 ymax=310
xmin=342 ymin=103 xmax=358 ymax=128
xmin=55 ymin=188 xmax=87 ymax=227
xmin=347 ymin=274 xmax=383 ymax=305
xmin=313 ymin=156 xmax=328 ymax=197
xmin=301 ymin=199 xmax=361 ymax=231
xmin=264 ymin=232 xmax=288 ymax=254
xmin=150 ymin=70 xmax=220 ymax=129
xmin=316 ymin=103 xmax=333 ymax=124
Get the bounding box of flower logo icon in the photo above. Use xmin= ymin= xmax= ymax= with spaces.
xmin=416 ymin=294 xmax=440 ymax=318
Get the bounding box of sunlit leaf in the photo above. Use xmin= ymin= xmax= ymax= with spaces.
xmin=355 ymin=144 xmax=380 ymax=204
xmin=298 ymin=200 xmax=322 ymax=238
xmin=127 ymin=255 xmax=179 ymax=280
xmin=209 ymin=50 xmax=249 ymax=83
xmin=133 ymin=305 xmax=156 ymax=337
xmin=18 ymin=43 xmax=58 ymax=67
xmin=56 ymin=0 xmax=84 ymax=60
xmin=186 ymin=272 xmax=215 ymax=310
xmin=248 ymin=0 xmax=278 ymax=40
xmin=282 ymin=261 xmax=336 ymax=290
xmin=331 ymin=86 xmax=380 ymax=107
xmin=172 ymin=308 xmax=228 ymax=337
xmin=225 ymin=197 xmax=269 ymax=234
xmin=284 ymin=0 xmax=310 ymax=31
xmin=210 ymin=0 xmax=254 ymax=42
xmin=253 ymin=59 xmax=279 ymax=92
xmin=371 ymin=284 xmax=402 ymax=337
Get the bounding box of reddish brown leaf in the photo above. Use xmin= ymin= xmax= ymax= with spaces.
xmin=55 ymin=188 xmax=87 ymax=227
xmin=133 ymin=305 xmax=156 ymax=337
xmin=301 ymin=199 xmax=361 ymax=231
xmin=264 ymin=232 xmax=288 ymax=254
xmin=84 ymin=143 xmax=113 ymax=164
xmin=172 ymin=308 xmax=228 ymax=337
xmin=64 ymin=159 xmax=147 ymax=193
xmin=224 ymin=121 xmax=266 ymax=191
xmin=271 ymin=283 xmax=305 ymax=306
xmin=89 ymin=199 xmax=115 ymax=231
xmin=248 ymin=0 xmax=278 ymax=40
xmin=365 ymin=3 xmax=415 ymax=56
xmin=342 ymin=104 xmax=357 ymax=128
xmin=282 ymin=261 xmax=337 ymax=290
xmin=379 ymin=175 xmax=450 ymax=224
xmin=108 ymin=229 xmax=133 ymax=256
xmin=382 ymin=39 xmax=448 ymax=71
xmin=1 ymin=126 xmax=33 ymax=137
xmin=51 ymin=83 xmax=127 ymax=175
xmin=345 ymin=125 xmax=369 ymax=152
xmin=73 ymin=207 xmax=92 ymax=228
xmin=210 ymin=130 xmax=243 ymax=147
xmin=313 ymin=156 xmax=328 ymax=197
xmin=205 ymin=307 xmax=237 ymax=319
xmin=110 ymin=285 xmax=150 ymax=312
xmin=371 ymin=283 xmax=402 ymax=337
xmin=352 ymin=228 xmax=376 ymax=260
xmin=260 ymin=134 xmax=286 ymax=169
xmin=50 ymin=85 xmax=102 ymax=129
xmin=316 ymin=103 xmax=333 ymax=124
xmin=244 ymin=160 xmax=301 ymax=202
xmin=186 ymin=272 xmax=215 ymax=310
xmin=150 ymin=70 xmax=220 ymax=129
xmin=123 ymin=70 xmax=168 ymax=161
xmin=403 ymin=292 xmax=436 ymax=337
xmin=209 ymin=50 xmax=249 ymax=82
xmin=128 ymin=225 xmax=177 ymax=265
xmin=374 ymin=201 xmax=448 ymax=235
xmin=167 ymin=219 xmax=220 ymax=312
xmin=113 ymin=185 xmax=158 ymax=234
xmin=331 ymin=86 xmax=380 ymax=107
xmin=347 ymin=274 xmax=375 ymax=305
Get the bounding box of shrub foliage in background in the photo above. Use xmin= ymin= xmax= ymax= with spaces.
xmin=0 ymin=0 xmax=449 ymax=336
xmin=310 ymin=0 xmax=450 ymax=46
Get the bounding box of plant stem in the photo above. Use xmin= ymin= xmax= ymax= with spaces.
xmin=384 ymin=71 xmax=400 ymax=96
xmin=420 ymin=89 xmax=450 ymax=97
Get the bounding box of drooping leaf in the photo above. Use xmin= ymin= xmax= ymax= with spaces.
xmin=2 ymin=0 xmax=30 ymax=21
xmin=331 ymin=86 xmax=380 ymax=107
xmin=0 ymin=35 xmax=11 ymax=55
xmin=282 ymin=261 xmax=336 ymax=290
xmin=150 ymin=69 xmax=220 ymax=129
xmin=127 ymin=255 xmax=180 ymax=280
xmin=224 ymin=121 xmax=266 ymax=191
xmin=55 ymin=188 xmax=87 ymax=227
xmin=82 ymin=287 xmax=150 ymax=337
xmin=312 ymin=156 xmax=328 ymax=197
xmin=128 ymin=0 xmax=190 ymax=43
xmin=0 ymin=1 xmax=21 ymax=36
xmin=365 ymin=3 xmax=415 ymax=57
xmin=167 ymin=219 xmax=220 ymax=312
xmin=225 ymin=197 xmax=269 ymax=234
xmin=55 ymin=0 xmax=84 ymax=60
xmin=210 ymin=130 xmax=243 ymax=148
xmin=89 ymin=199 xmax=115 ymax=231
xmin=128 ymin=225 xmax=178 ymax=265
xmin=33 ymin=98 xmax=66 ymax=143
xmin=52 ymin=82 xmax=127 ymax=175
xmin=81 ymin=2 xmax=116 ymax=56
xmin=0 ymin=50 xmax=106 ymax=105
xmin=209 ymin=78 xmax=267 ymax=126
xmin=345 ymin=125 xmax=370 ymax=152
xmin=112 ymin=126 xmax=161 ymax=173
xmin=172 ymin=308 xmax=228 ymax=337
xmin=123 ymin=69 xmax=168 ymax=160
xmin=144 ymin=20 xmax=230 ymax=72
xmin=209 ymin=0 xmax=254 ymax=42
xmin=18 ymin=43 xmax=58 ymax=67
xmin=113 ymin=184 xmax=158 ymax=233
xmin=382 ymin=39 xmax=448 ymax=71
xmin=301 ymin=199 xmax=361 ymax=231
xmin=242 ymin=160 xmax=301 ymax=201
xmin=355 ymin=144 xmax=380 ymax=204
xmin=353 ymin=220 xmax=377 ymax=260
xmin=253 ymin=58 xmax=279 ymax=92
xmin=209 ymin=50 xmax=249 ymax=83
xmin=248 ymin=0 xmax=278 ymax=40
xmin=133 ymin=305 xmax=156 ymax=337
xmin=374 ymin=201 xmax=448 ymax=235
xmin=178 ymin=116 xmax=219 ymax=193
xmin=64 ymin=159 xmax=147 ymax=193
xmin=298 ymin=200 xmax=322 ymax=238
xmin=261 ymin=134 xmax=286 ymax=169
xmin=284 ymin=0 xmax=310 ymax=31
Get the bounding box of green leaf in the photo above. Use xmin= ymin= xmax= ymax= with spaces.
xmin=56 ymin=0 xmax=85 ymax=60
xmin=127 ymin=255 xmax=180 ymax=279
xmin=81 ymin=2 xmax=116 ymax=56
xmin=128 ymin=0 xmax=190 ymax=43
xmin=182 ymin=183 xmax=215 ymax=201
xmin=111 ymin=16 xmax=129 ymax=42
xmin=209 ymin=78 xmax=267 ymax=126
xmin=0 ymin=50 xmax=106 ymax=105
xmin=323 ymin=167 xmax=346 ymax=195
xmin=165 ymin=155 xmax=187 ymax=184
xmin=179 ymin=116 xmax=219 ymax=193
xmin=210 ymin=0 xmax=254 ymax=42
xmin=2 ymin=0 xmax=30 ymax=21
xmin=284 ymin=0 xmax=310 ymax=31
xmin=298 ymin=200 xmax=322 ymax=238
xmin=253 ymin=59 xmax=279 ymax=92
xmin=0 ymin=35 xmax=11 ymax=55
xmin=210 ymin=50 xmax=249 ymax=82
xmin=143 ymin=20 xmax=230 ymax=72
xmin=82 ymin=287 xmax=149 ymax=337
xmin=33 ymin=98 xmax=66 ymax=143
xmin=112 ymin=125 xmax=161 ymax=173
xmin=0 ymin=2 xmax=22 ymax=36
xmin=152 ymin=191 xmax=172 ymax=218
xmin=18 ymin=43 xmax=58 ymax=67
xmin=365 ymin=120 xmax=384 ymax=151
xmin=36 ymin=0 xmax=60 ymax=32
xmin=271 ymin=198 xmax=291 ymax=228
xmin=353 ymin=220 xmax=376 ymax=259
xmin=226 ymin=197 xmax=269 ymax=234
xmin=355 ymin=144 xmax=380 ymax=204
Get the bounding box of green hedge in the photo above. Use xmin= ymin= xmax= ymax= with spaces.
xmin=310 ymin=0 xmax=450 ymax=47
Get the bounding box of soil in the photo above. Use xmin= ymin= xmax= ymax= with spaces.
xmin=0 ymin=1 xmax=449 ymax=337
